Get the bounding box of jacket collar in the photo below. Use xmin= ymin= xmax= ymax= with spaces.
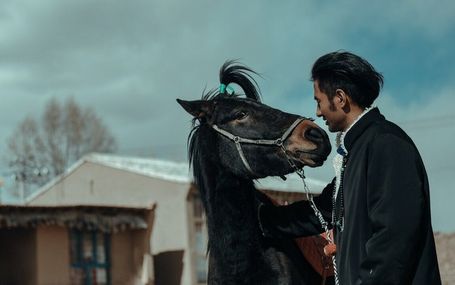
xmin=343 ymin=107 xmax=384 ymax=153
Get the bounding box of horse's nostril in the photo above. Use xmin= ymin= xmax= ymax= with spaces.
xmin=305 ymin=127 xmax=323 ymax=142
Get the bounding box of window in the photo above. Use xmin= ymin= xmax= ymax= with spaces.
xmin=69 ymin=230 xmax=111 ymax=285
xmin=192 ymin=194 xmax=208 ymax=284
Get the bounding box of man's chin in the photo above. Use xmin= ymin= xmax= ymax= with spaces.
xmin=327 ymin=123 xmax=342 ymax=133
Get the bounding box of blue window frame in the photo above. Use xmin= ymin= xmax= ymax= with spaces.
xmin=69 ymin=230 xmax=111 ymax=285
xmin=192 ymin=194 xmax=208 ymax=283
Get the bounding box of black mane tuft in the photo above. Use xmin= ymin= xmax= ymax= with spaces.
xmin=219 ymin=60 xmax=262 ymax=101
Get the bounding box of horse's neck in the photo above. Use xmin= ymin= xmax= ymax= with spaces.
xmin=203 ymin=168 xmax=264 ymax=270
xmin=209 ymin=171 xmax=258 ymax=232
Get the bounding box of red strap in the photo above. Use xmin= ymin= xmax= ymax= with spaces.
xmin=263 ymin=192 xmax=334 ymax=277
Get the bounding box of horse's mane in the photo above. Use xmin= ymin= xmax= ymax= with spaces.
xmin=186 ymin=61 xmax=262 ymax=249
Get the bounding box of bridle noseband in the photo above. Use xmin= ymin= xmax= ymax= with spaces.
xmin=211 ymin=117 xmax=309 ymax=176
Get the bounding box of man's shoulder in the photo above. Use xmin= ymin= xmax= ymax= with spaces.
xmin=369 ymin=118 xmax=412 ymax=141
xmin=366 ymin=119 xmax=419 ymax=154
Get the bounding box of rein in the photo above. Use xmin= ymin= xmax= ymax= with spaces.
xmin=282 ymin=156 xmax=341 ymax=285
xmin=296 ymin=169 xmax=340 ymax=285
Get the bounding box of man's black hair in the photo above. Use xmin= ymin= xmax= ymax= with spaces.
xmin=311 ymin=51 xmax=384 ymax=108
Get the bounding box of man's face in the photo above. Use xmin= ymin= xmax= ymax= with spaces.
xmin=313 ymin=80 xmax=345 ymax=132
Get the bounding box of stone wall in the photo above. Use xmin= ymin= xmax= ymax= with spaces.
xmin=435 ymin=233 xmax=455 ymax=285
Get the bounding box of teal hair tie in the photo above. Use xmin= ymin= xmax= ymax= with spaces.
xmin=219 ymin=84 xmax=234 ymax=94
xmin=219 ymin=84 xmax=226 ymax=93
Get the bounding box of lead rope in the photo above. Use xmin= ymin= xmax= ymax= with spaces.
xmin=280 ymin=145 xmax=340 ymax=285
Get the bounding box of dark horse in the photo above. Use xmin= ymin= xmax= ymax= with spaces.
xmin=177 ymin=61 xmax=332 ymax=284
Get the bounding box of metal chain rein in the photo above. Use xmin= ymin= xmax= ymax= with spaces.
xmin=280 ymin=145 xmax=340 ymax=285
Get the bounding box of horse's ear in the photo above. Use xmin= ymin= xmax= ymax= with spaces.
xmin=176 ymin=99 xmax=214 ymax=119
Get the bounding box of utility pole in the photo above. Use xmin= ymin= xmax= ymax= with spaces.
xmin=0 ymin=177 xmax=3 ymax=204
xmin=17 ymin=172 xmax=26 ymax=204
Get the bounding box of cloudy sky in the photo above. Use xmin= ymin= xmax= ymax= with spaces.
xmin=0 ymin=0 xmax=454 ymax=231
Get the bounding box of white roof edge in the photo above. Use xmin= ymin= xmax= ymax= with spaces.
xmin=85 ymin=153 xmax=192 ymax=184
xmin=25 ymin=157 xmax=88 ymax=204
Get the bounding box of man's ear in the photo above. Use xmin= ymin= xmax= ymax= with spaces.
xmin=176 ymin=99 xmax=214 ymax=120
xmin=335 ymin=89 xmax=348 ymax=107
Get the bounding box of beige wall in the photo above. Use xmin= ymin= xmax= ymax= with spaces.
xmin=0 ymin=226 xmax=72 ymax=285
xmin=36 ymin=226 xmax=71 ymax=285
xmin=100 ymin=229 xmax=154 ymax=285
xmin=30 ymin=161 xmax=193 ymax=285
xmin=111 ymin=231 xmax=135 ymax=284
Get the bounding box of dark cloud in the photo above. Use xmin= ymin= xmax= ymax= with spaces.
xmin=0 ymin=0 xmax=454 ymax=230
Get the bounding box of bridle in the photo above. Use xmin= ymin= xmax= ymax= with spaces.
xmin=211 ymin=117 xmax=309 ymax=176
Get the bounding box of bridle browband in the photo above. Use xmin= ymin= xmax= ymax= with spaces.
xmin=211 ymin=117 xmax=308 ymax=176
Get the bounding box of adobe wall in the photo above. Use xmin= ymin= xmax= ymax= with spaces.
xmin=0 ymin=228 xmax=37 ymax=284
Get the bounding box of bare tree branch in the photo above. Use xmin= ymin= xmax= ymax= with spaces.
xmin=6 ymin=97 xmax=117 ymax=194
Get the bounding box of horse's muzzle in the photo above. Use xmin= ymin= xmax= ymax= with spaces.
xmin=284 ymin=121 xmax=332 ymax=167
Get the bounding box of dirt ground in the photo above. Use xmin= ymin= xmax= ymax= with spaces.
xmin=435 ymin=232 xmax=455 ymax=285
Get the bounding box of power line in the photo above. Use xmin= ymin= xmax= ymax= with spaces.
xmin=397 ymin=114 xmax=455 ymax=130
xmin=399 ymin=114 xmax=455 ymax=124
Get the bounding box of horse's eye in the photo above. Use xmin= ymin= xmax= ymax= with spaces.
xmin=235 ymin=111 xmax=248 ymax=120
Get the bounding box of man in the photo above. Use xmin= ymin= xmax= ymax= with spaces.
xmin=259 ymin=51 xmax=441 ymax=284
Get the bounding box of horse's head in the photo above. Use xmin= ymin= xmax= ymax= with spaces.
xmin=178 ymin=61 xmax=331 ymax=179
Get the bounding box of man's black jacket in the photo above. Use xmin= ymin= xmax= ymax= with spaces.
xmin=259 ymin=108 xmax=441 ymax=284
